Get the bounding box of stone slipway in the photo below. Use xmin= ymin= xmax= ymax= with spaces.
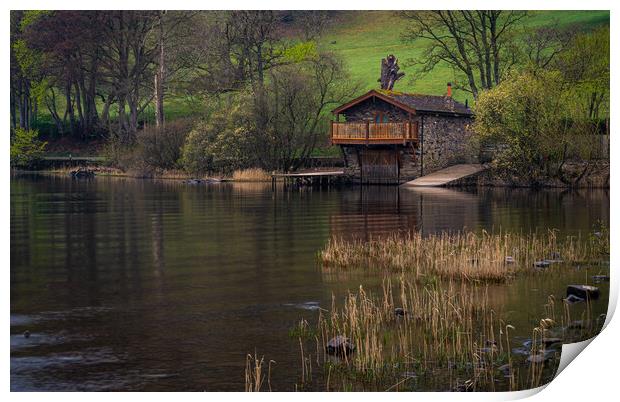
xmin=401 ymin=164 xmax=486 ymax=187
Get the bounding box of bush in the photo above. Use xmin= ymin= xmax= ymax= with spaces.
xmin=135 ymin=119 xmax=193 ymax=170
xmin=10 ymin=128 xmax=47 ymax=168
xmin=104 ymin=119 xmax=193 ymax=176
xmin=180 ymin=95 xmax=256 ymax=175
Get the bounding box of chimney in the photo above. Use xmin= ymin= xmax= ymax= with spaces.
xmin=446 ymin=82 xmax=452 ymax=98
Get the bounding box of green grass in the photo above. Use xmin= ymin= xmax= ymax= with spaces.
xmin=317 ymin=11 xmax=610 ymax=104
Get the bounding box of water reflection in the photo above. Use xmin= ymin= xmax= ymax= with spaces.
xmin=10 ymin=175 xmax=609 ymax=391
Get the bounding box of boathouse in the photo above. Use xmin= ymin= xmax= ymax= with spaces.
xmin=330 ymin=84 xmax=475 ymax=184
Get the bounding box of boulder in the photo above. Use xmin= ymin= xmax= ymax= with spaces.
xmin=567 ymin=285 xmax=600 ymax=300
xmin=326 ymin=335 xmax=355 ymax=356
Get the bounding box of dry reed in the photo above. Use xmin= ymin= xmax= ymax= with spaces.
xmin=232 ymin=168 xmax=271 ymax=182
xmin=320 ymin=230 xmax=594 ymax=282
xmin=295 ymin=278 xmax=601 ymax=392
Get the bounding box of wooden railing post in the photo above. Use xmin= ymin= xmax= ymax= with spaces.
xmin=366 ymin=121 xmax=370 ymax=145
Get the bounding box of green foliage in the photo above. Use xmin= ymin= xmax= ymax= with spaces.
xmin=10 ymin=128 xmax=47 ymax=168
xmin=282 ymin=41 xmax=318 ymax=63
xmin=555 ymin=26 xmax=609 ymax=119
xmin=180 ymin=94 xmax=256 ymax=175
xmin=474 ymin=60 xmax=606 ymax=185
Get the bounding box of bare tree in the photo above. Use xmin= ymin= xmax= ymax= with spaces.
xmin=401 ymin=10 xmax=527 ymax=98
xmin=523 ymin=23 xmax=573 ymax=69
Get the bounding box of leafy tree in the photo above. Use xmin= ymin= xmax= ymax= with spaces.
xmin=474 ymin=68 xmax=604 ymax=186
xmin=10 ymin=128 xmax=47 ymax=168
xmin=554 ymin=26 xmax=609 ymax=120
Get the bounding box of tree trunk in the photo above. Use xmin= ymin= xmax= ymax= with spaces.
xmin=154 ymin=12 xmax=165 ymax=128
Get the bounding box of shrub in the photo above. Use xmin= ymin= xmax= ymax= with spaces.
xmin=135 ymin=119 xmax=193 ymax=170
xmin=103 ymin=119 xmax=193 ymax=176
xmin=181 ymin=96 xmax=256 ymax=175
xmin=10 ymin=128 xmax=47 ymax=168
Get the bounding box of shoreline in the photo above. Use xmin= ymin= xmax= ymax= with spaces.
xmin=11 ymin=168 xmax=610 ymax=189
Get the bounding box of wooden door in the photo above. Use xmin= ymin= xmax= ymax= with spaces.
xmin=360 ymin=149 xmax=399 ymax=184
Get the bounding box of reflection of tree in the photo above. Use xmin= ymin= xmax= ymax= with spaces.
xmin=151 ymin=212 xmax=165 ymax=275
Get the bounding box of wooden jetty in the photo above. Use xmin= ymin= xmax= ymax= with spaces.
xmin=401 ymin=164 xmax=486 ymax=187
xmin=271 ymin=170 xmax=345 ymax=189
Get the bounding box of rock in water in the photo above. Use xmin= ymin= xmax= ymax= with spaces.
xmin=564 ymin=294 xmax=585 ymax=304
xmin=533 ymin=261 xmax=550 ymax=268
xmin=394 ymin=307 xmax=406 ymax=316
xmin=326 ymin=336 xmax=355 ymax=356
xmin=70 ymin=168 xmax=95 ymax=179
xmin=542 ymin=337 xmax=562 ymax=347
xmin=505 ymin=256 xmax=515 ymax=264
xmin=23 ymin=330 xmax=30 ymax=339
xmin=567 ymin=285 xmax=600 ymax=300
xmin=592 ymin=275 xmax=610 ymax=283
xmin=527 ymin=351 xmax=553 ymax=364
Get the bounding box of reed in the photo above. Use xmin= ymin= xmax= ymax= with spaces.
xmin=232 ymin=168 xmax=271 ymax=182
xmin=320 ymin=230 xmax=595 ymax=282
xmin=244 ymin=352 xmax=276 ymax=392
xmin=295 ymin=278 xmax=600 ymax=392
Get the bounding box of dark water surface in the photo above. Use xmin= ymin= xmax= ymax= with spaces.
xmin=10 ymin=175 xmax=610 ymax=391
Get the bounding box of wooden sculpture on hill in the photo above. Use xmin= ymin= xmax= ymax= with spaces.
xmin=378 ymin=54 xmax=405 ymax=90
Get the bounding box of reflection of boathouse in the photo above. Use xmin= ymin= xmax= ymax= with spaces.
xmin=330 ymin=86 xmax=475 ymax=184
xmin=328 ymin=187 xmax=481 ymax=241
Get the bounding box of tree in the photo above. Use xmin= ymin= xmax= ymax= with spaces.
xmin=257 ymin=53 xmax=357 ymax=171
xmin=554 ymin=26 xmax=609 ymax=121
xmin=474 ymin=68 xmax=604 ymax=187
xmin=401 ymin=11 xmax=527 ymax=98
xmin=20 ymin=11 xmax=104 ymax=138
xmin=10 ymin=128 xmax=47 ymax=168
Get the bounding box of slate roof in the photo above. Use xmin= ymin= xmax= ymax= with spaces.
xmin=384 ymin=92 xmax=473 ymax=116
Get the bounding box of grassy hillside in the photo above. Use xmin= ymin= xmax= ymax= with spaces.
xmin=318 ymin=11 xmax=610 ymax=104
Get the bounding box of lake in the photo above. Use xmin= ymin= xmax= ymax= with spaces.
xmin=10 ymin=175 xmax=610 ymax=391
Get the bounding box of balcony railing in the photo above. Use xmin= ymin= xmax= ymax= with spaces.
xmin=330 ymin=121 xmax=419 ymax=145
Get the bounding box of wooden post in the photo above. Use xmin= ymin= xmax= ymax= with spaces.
xmin=366 ymin=121 xmax=370 ymax=145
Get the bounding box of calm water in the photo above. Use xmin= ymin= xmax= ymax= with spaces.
xmin=10 ymin=175 xmax=610 ymax=391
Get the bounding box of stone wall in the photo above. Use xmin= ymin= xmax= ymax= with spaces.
xmin=420 ymin=115 xmax=476 ymax=175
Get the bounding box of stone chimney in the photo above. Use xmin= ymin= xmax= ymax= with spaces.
xmin=446 ymin=82 xmax=452 ymax=98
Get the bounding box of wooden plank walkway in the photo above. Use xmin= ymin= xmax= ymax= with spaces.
xmin=271 ymin=170 xmax=344 ymax=178
xmin=401 ymin=164 xmax=486 ymax=187
xmin=271 ymin=170 xmax=345 ymax=189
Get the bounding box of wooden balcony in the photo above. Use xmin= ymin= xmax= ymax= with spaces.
xmin=330 ymin=121 xmax=419 ymax=145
